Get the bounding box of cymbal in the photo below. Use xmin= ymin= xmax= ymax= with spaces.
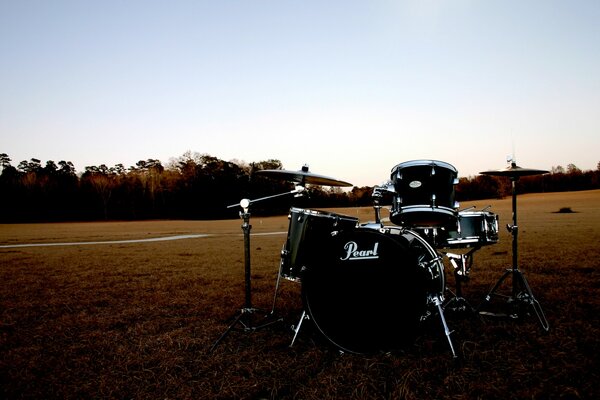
xmin=480 ymin=163 xmax=549 ymax=177
xmin=255 ymin=166 xmax=353 ymax=187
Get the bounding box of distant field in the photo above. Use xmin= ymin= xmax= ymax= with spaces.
xmin=1 ymin=190 xmax=599 ymax=399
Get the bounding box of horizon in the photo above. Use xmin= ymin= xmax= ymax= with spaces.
xmin=1 ymin=150 xmax=596 ymax=184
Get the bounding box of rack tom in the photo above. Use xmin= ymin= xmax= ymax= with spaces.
xmin=389 ymin=160 xmax=459 ymax=227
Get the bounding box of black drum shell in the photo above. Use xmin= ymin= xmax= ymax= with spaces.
xmin=445 ymin=211 xmax=499 ymax=248
xmin=281 ymin=208 xmax=358 ymax=280
xmin=389 ymin=160 xmax=458 ymax=227
xmin=301 ymin=227 xmax=443 ymax=354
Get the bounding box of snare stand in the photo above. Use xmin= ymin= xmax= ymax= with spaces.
xmin=478 ymin=172 xmax=549 ymax=331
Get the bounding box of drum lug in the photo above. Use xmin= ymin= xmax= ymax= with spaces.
xmin=330 ymin=230 xmax=341 ymax=237
xmin=422 ymin=256 xmax=443 ymax=280
xmin=427 ymin=293 xmax=445 ymax=306
xmin=420 ymin=310 xmax=432 ymax=322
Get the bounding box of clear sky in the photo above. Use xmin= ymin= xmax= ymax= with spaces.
xmin=1 ymin=0 xmax=598 ymax=187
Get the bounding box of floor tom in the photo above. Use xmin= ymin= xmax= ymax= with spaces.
xmin=280 ymin=208 xmax=359 ymax=281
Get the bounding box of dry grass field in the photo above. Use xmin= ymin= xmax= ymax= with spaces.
xmin=1 ymin=190 xmax=599 ymax=399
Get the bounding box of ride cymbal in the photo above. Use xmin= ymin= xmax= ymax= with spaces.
xmin=255 ymin=166 xmax=353 ymax=187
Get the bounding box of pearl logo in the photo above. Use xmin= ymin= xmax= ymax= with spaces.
xmin=340 ymin=241 xmax=380 ymax=261
xmin=409 ymin=180 xmax=422 ymax=188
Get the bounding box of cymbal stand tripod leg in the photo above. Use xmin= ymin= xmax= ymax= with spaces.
xmin=479 ymin=267 xmax=549 ymax=331
xmin=510 ymin=268 xmax=550 ymax=331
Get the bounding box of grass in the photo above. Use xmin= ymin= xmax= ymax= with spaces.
xmin=1 ymin=190 xmax=599 ymax=399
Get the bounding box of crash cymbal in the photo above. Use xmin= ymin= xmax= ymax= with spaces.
xmin=480 ymin=162 xmax=549 ymax=177
xmin=255 ymin=166 xmax=353 ymax=187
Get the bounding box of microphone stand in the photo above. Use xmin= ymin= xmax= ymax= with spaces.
xmin=210 ymin=187 xmax=304 ymax=352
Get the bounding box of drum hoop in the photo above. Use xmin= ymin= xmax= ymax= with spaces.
xmin=447 ymin=237 xmax=481 ymax=244
xmin=396 ymin=205 xmax=457 ymax=213
xmin=391 ymin=159 xmax=458 ymax=174
xmin=289 ymin=207 xmax=359 ymax=223
xmin=458 ymin=211 xmax=496 ymax=217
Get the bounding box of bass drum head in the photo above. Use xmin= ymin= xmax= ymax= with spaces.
xmin=302 ymin=228 xmax=436 ymax=354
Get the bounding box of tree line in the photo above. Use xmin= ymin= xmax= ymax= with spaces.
xmin=1 ymin=152 xmax=599 ymax=222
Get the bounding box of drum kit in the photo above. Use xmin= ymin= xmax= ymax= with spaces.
xmin=210 ymin=160 xmax=550 ymax=356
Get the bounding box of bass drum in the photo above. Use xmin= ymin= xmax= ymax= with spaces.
xmin=302 ymin=227 xmax=444 ymax=354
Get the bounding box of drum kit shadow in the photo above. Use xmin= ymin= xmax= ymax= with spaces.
xmin=210 ymin=160 xmax=550 ymax=356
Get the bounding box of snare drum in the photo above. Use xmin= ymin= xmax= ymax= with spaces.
xmin=389 ymin=160 xmax=459 ymax=227
xmin=445 ymin=211 xmax=499 ymax=248
xmin=280 ymin=208 xmax=358 ymax=281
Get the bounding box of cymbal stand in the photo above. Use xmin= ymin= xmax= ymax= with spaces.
xmin=210 ymin=189 xmax=304 ymax=352
xmin=479 ymin=177 xmax=549 ymax=331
